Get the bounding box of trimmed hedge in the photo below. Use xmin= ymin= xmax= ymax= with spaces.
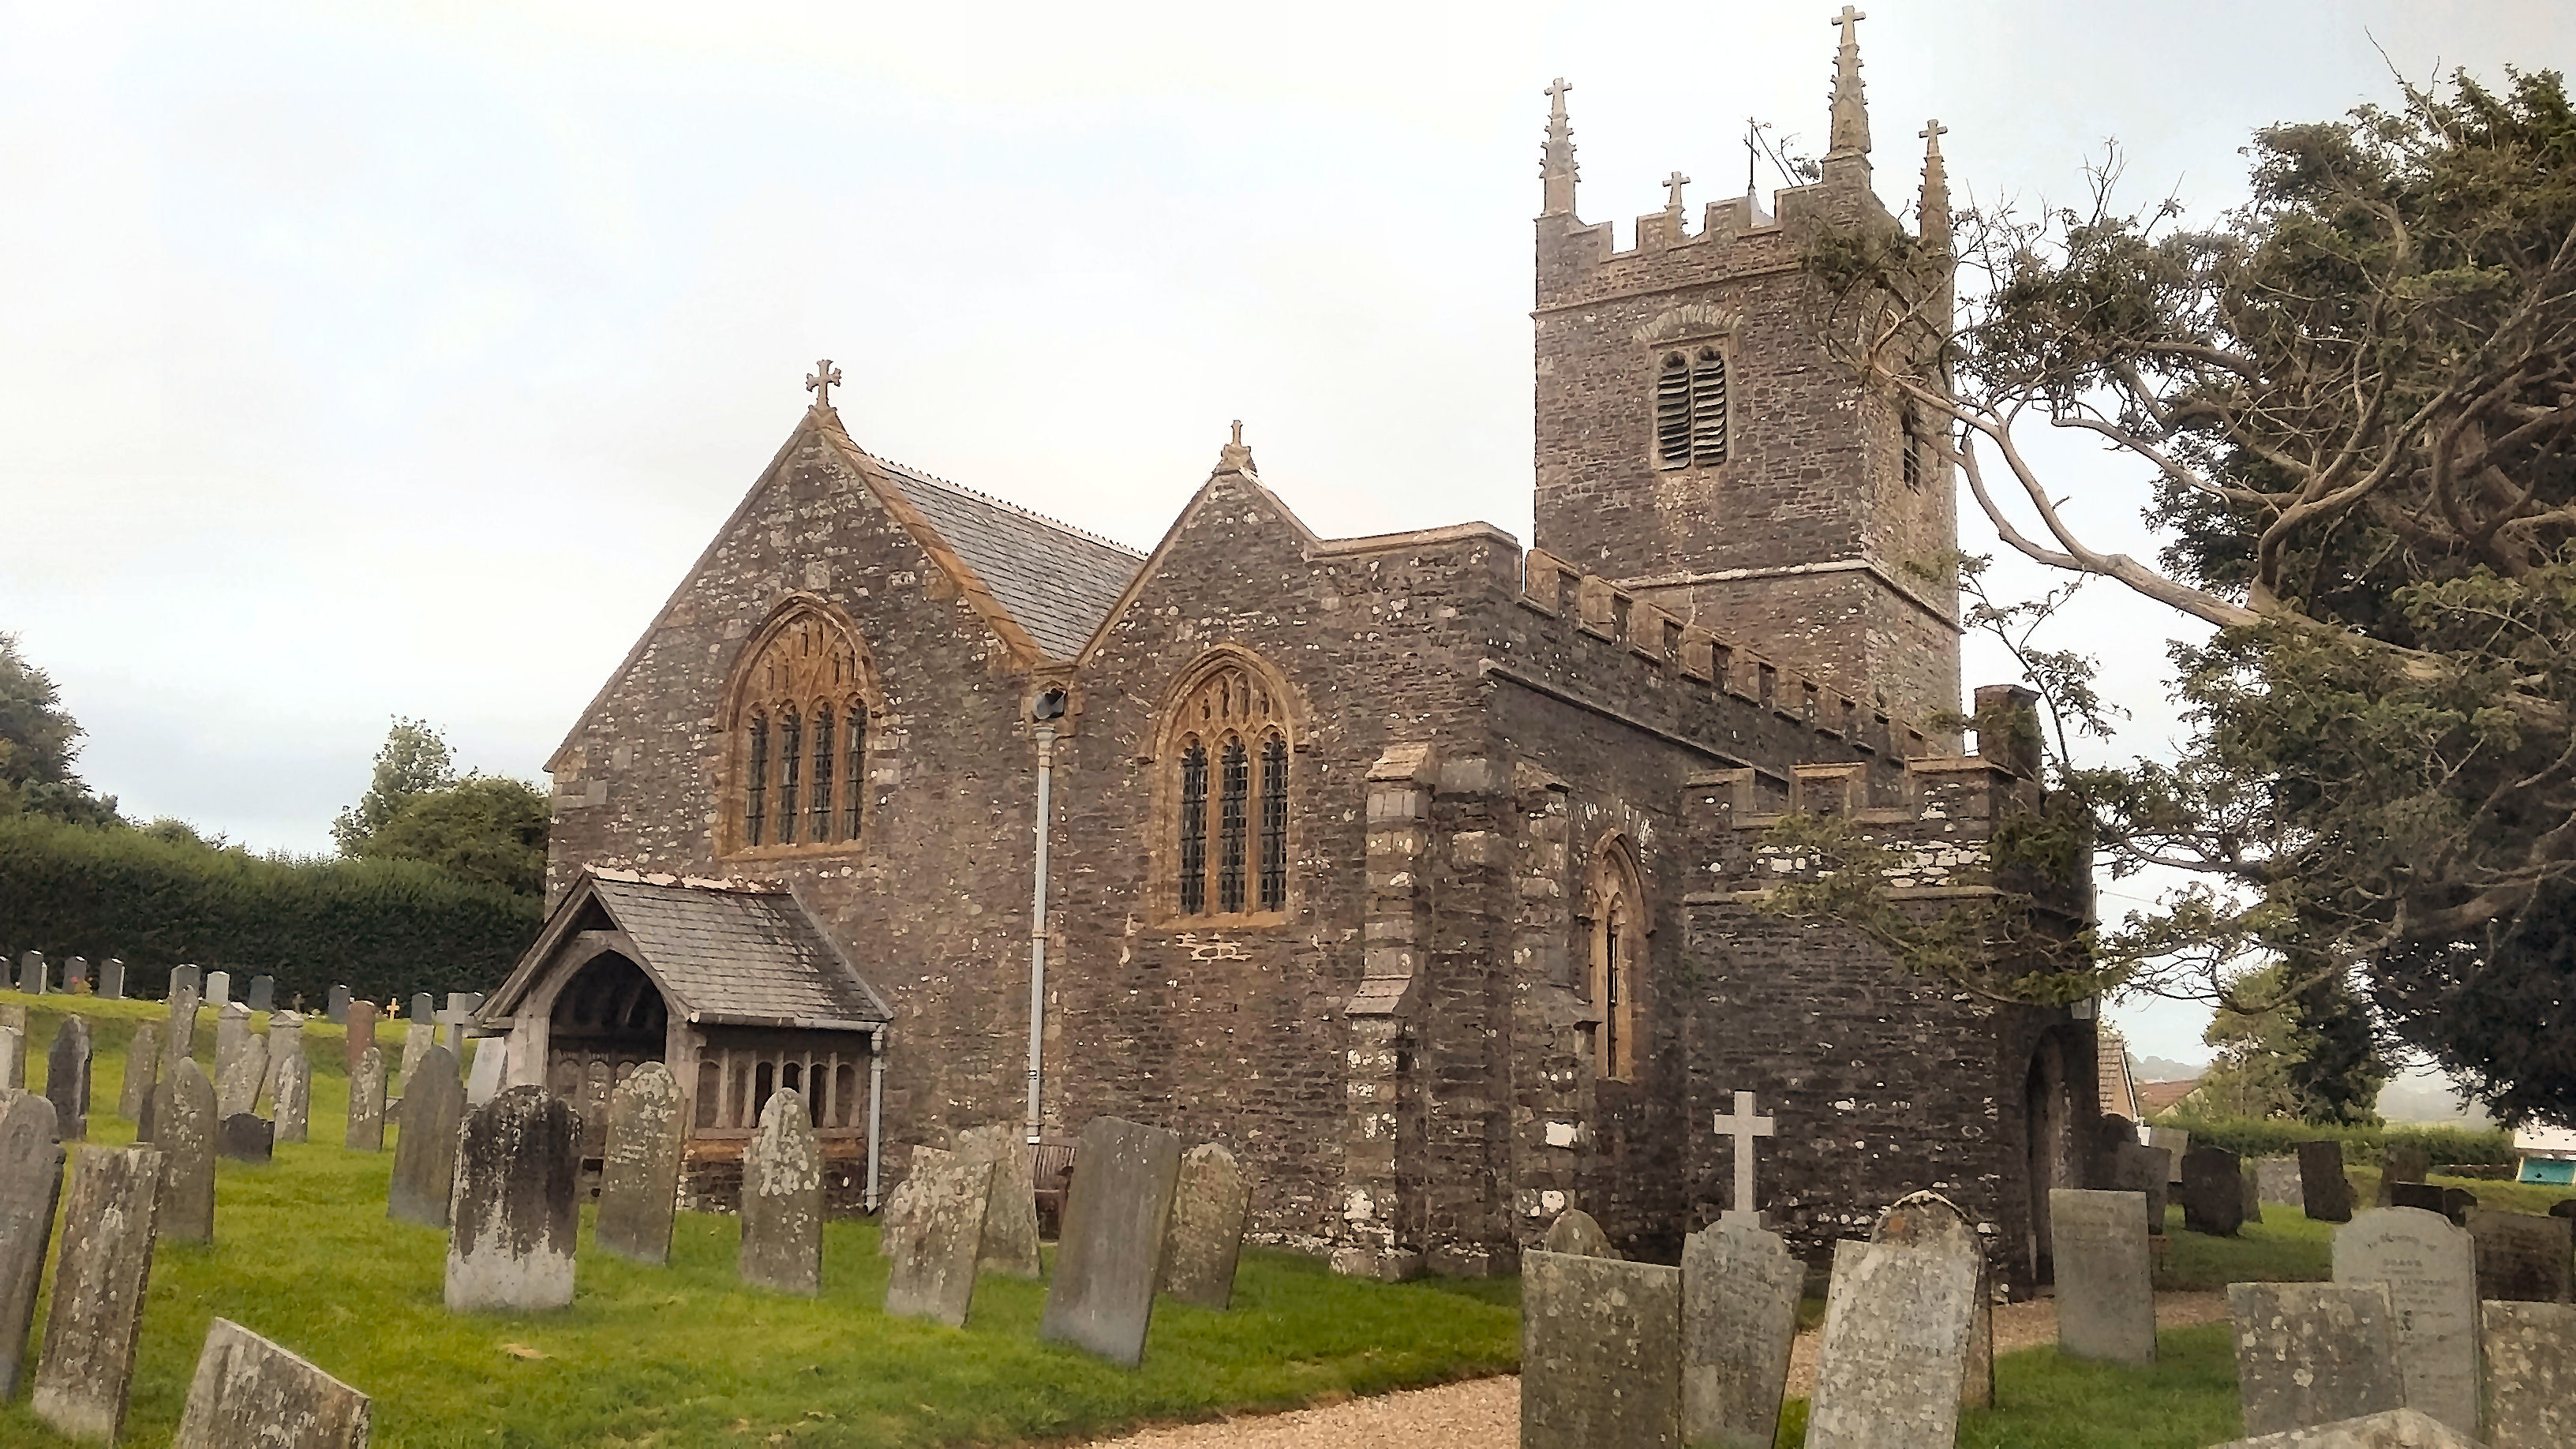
xmin=0 ymin=811 xmax=540 ymax=1008
xmin=2155 ymin=1114 xmax=2515 ymax=1168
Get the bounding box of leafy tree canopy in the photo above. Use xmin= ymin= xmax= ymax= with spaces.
xmin=0 ymin=632 xmax=119 ymax=827
xmin=2200 ymin=963 xmax=2391 ymax=1125
xmin=331 ymin=717 xmax=457 ymax=855
xmin=357 ymin=774 xmax=549 ymax=897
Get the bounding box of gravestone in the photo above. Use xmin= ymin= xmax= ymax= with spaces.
xmin=463 ymin=1036 xmax=507 ymax=1106
xmin=2482 ymin=1300 xmax=2576 ymax=1449
xmin=1543 ymin=1207 xmax=1616 ymax=1257
xmin=274 ymin=1053 xmax=310 ymax=1145
xmin=162 ymin=1059 xmax=219 ymax=1243
xmin=118 ymin=1023 xmax=159 ymax=1122
xmin=2182 ymin=1145 xmax=2247 ymax=1235
xmin=45 ymin=1015 xmax=92 ymax=1141
xmin=265 ymin=1011 xmax=305 ymax=1105
xmin=2227 ymin=1281 xmax=2403 ymax=1437
xmin=2301 ymin=1140 xmax=2357 ymax=1222
xmin=213 ymin=1004 xmax=249 ymax=1086
xmin=172 ymin=1316 xmax=372 ymax=1449
xmin=2114 ymin=1143 xmax=2170 ymax=1233
xmin=2212 ymin=1408 xmax=2483 ymax=1447
xmin=98 ymin=960 xmax=123 ymax=1001
xmin=2334 ymin=1208 xmax=2481 ymax=1436
xmin=1040 ymin=1114 xmax=1184 ymax=1368
xmin=739 ymin=1089 xmax=825 ymax=1295
xmin=216 ymin=1032 xmax=269 ymax=1119
xmin=0 ymin=1027 xmax=17 ymax=1094
xmin=2378 ymin=1141 xmax=2432 ymax=1206
xmin=343 ymin=1002 xmax=376 ymax=1074
xmin=166 ymin=980 xmax=202 ymax=1076
xmin=1159 ymin=1143 xmax=1249 ymax=1309
xmin=326 ymin=984 xmax=350 ymax=1025
xmin=874 ymin=1163 xmax=923 ymax=1258
xmin=2050 ymin=1189 xmax=2155 ymax=1365
xmin=30 ymin=1145 xmax=164 ymax=1443
xmin=17 ymin=951 xmax=43 ymax=995
xmin=245 ymin=975 xmax=273 ymax=1013
xmin=0 ymin=1093 xmax=66 ymax=1401
xmin=2148 ymin=1126 xmax=2190 ymax=1181
xmin=1679 ymin=1216 xmax=1801 ymax=1449
xmin=396 ymin=1018 xmax=432 ymax=1094
xmin=2438 ymin=1186 xmax=2477 ymax=1226
xmin=884 ymin=1151 xmax=995 ymax=1327
xmin=219 ymin=1113 xmax=273 ymax=1163
xmin=2468 ymin=1208 xmax=2574 ymax=1303
xmin=2387 ymin=1181 xmax=2447 ymax=1215
xmin=445 ymin=1086 xmax=581 ymax=1312
xmin=344 ymin=1046 xmax=387 ymax=1153
xmin=410 ymin=993 xmax=433 ymax=1026
xmin=171 ymin=963 xmax=201 ymax=998
xmin=1522 ymin=1249 xmax=1683 ymax=1449
xmin=388 ymin=1046 xmax=465 ymax=1227
xmin=593 ymin=1061 xmax=683 ymax=1266
xmin=1804 ymin=1193 xmax=1983 ymax=1449
xmin=205 ymin=970 xmax=231 ymax=1009
xmin=953 ymin=1123 xmax=1043 ymax=1279
xmin=60 ymin=957 xmax=88 ymax=995
xmin=2256 ymin=1156 xmax=2303 ymax=1208
xmin=2243 ymin=1162 xmax=2265 ymax=1224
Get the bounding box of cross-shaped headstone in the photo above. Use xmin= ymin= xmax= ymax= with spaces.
xmin=805 ymin=358 xmax=843 ymax=408
xmin=1832 ymin=5 xmax=1866 ymax=43
xmin=1713 ymin=1090 xmax=1775 ymax=1226
xmin=1664 ymin=170 xmax=1691 ymax=212
xmin=1920 ymin=119 xmax=1948 ymax=144
xmin=1544 ymin=77 xmax=1571 ymax=110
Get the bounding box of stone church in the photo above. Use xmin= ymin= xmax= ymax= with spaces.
xmin=485 ymin=19 xmax=2101 ymax=1297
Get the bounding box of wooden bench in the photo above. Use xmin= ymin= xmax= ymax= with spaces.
xmin=1032 ymin=1140 xmax=1078 ymax=1241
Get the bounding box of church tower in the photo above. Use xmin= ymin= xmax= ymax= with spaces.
xmin=1530 ymin=13 xmax=1963 ymax=729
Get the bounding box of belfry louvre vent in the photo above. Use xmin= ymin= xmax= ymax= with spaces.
xmin=1656 ymin=348 xmax=1728 ymax=469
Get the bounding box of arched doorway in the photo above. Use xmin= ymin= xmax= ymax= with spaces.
xmin=547 ymin=950 xmax=669 ymax=1158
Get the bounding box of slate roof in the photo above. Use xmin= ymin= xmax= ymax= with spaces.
xmin=575 ymin=875 xmax=889 ymax=1028
xmin=870 ymin=457 xmax=1145 ymax=659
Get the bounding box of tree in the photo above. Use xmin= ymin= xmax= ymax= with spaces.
xmin=357 ymin=775 xmax=549 ymax=897
xmin=332 ymin=718 xmax=457 ymax=855
xmin=0 ymin=632 xmax=119 ymax=826
xmin=2200 ymin=963 xmax=2390 ymax=1125
xmin=1805 ymin=68 xmax=2576 ymax=1122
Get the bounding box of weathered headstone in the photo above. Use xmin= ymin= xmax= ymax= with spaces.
xmin=220 ymin=1113 xmax=274 ymax=1163
xmin=2114 ymin=1142 xmax=2171 ymax=1233
xmin=388 ymin=1045 xmax=465 ymax=1227
xmin=2243 ymin=1162 xmax=2265 ymax=1224
xmin=2483 ymin=1300 xmax=2576 ymax=1449
xmin=0 ymin=1093 xmax=66 ymax=1402
xmin=1804 ymin=1193 xmax=1983 ymax=1449
xmin=396 ymin=1018 xmax=432 ymax=1094
xmin=205 ymin=969 xmax=231 ymax=1009
xmin=1679 ymin=1216 xmax=1800 ymax=1449
xmin=97 ymin=960 xmax=123 ymax=1001
xmin=884 ymin=1151 xmax=995 ymax=1328
xmin=444 ymin=1086 xmax=581 ymax=1312
xmin=2182 ymin=1144 xmax=2247 ymax=1235
xmin=118 ymin=1022 xmax=159 ymax=1123
xmin=214 ymin=1003 xmax=250 ymax=1086
xmin=2148 ymin=1126 xmax=2190 ymax=1182
xmin=0 ymin=1027 xmax=18 ymax=1095
xmin=2386 ymin=1181 xmax=2447 ymax=1215
xmin=345 ymin=1046 xmax=388 ymax=1153
xmin=2301 ymin=1139 xmax=2357 ymax=1222
xmin=162 ymin=1059 xmax=219 ymax=1243
xmin=2334 ymin=1208 xmax=2481 ymax=1437
xmin=2050 ymin=1189 xmax=2155 ymax=1365
xmin=1159 ymin=1142 xmax=1249 ymax=1309
xmin=217 ymin=1032 xmax=269 ymax=1119
xmin=17 ymin=951 xmax=44 ymax=995
xmin=44 ymin=1016 xmax=91 ymax=1141
xmin=30 ymin=1145 xmax=163 ymax=1443
xmin=593 ymin=1061 xmax=683 ymax=1266
xmin=2211 ymin=1407 xmax=2483 ymax=1447
xmin=60 ymin=957 xmax=88 ymax=995
xmin=953 ymin=1123 xmax=1043 ymax=1279
xmin=1522 ymin=1249 xmax=1683 ymax=1449
xmin=739 ymin=1089 xmax=825 ymax=1295
xmin=1040 ymin=1114 xmax=1184 ymax=1368
xmin=171 ymin=1316 xmax=373 ymax=1449
xmin=1543 ymin=1207 xmax=1616 ymax=1257
xmin=265 ymin=1011 xmax=305 ymax=1104
xmin=274 ymin=1053 xmax=310 ymax=1145
xmin=2227 ymin=1281 xmax=2403 ymax=1437
xmin=245 ymin=975 xmax=273 ymax=1013
xmin=326 ymin=985 xmax=350 ymax=1025
xmin=343 ymin=1001 xmax=376 ymax=1073
xmin=2377 ymin=1141 xmax=2432 ymax=1206
xmin=463 ymin=1036 xmax=507 ymax=1106
xmin=2256 ymin=1156 xmax=2304 ymax=1208
xmin=171 ymin=963 xmax=202 ymax=998
xmin=2469 ymin=1208 xmax=2574 ymax=1304
xmin=166 ymin=980 xmax=203 ymax=1076
xmin=874 ymin=1164 xmax=921 ymax=1257
xmin=2438 ymin=1185 xmax=2477 ymax=1226
xmin=410 ymin=992 xmax=433 ymax=1026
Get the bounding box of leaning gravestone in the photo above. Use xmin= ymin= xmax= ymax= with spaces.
xmin=343 ymin=1001 xmax=376 ymax=1074
xmin=274 ymin=1054 xmax=311 ymax=1145
xmin=463 ymin=1036 xmax=508 ymax=1106
xmin=2469 ymin=1208 xmax=2574 ymax=1304
xmin=118 ymin=1023 xmax=159 ymax=1122
xmin=46 ymin=1016 xmax=92 ymax=1141
xmin=2256 ymin=1156 xmax=2303 ymax=1208
xmin=388 ymin=1046 xmax=465 ymax=1227
xmin=1521 ymin=1248 xmax=1683 ymax=1449
xmin=2226 ymin=1281 xmax=2403 ymax=1437
xmin=2483 ymin=1300 xmax=2576 ymax=1449
xmin=2334 ymin=1208 xmax=2480 ymax=1437
xmin=739 ymin=1089 xmax=825 ymax=1295
xmin=1542 ymin=1207 xmax=1616 ymax=1257
xmin=98 ymin=959 xmax=123 ymax=1001
xmin=445 ymin=1086 xmax=581 ymax=1312
xmin=2211 ymin=1407 xmax=2483 ymax=1448
xmin=953 ymin=1123 xmax=1043 ymax=1279
xmin=1804 ymin=1193 xmax=1983 ymax=1449
xmin=163 ymin=1059 xmax=219 ymax=1243
xmin=245 ymin=975 xmax=273 ymax=1013
xmin=885 ymin=1151 xmax=995 ymax=1327
xmin=172 ymin=1316 xmax=372 ymax=1449
xmin=2301 ymin=1140 xmax=2357 ymax=1222
xmin=345 ymin=1047 xmax=388 ymax=1153
xmin=1159 ymin=1143 xmax=1249 ymax=1309
xmin=594 ymin=1062 xmax=683 ymax=1266
xmin=2182 ymin=1145 xmax=2248 ymax=1236
xmin=2050 ymin=1189 xmax=2155 ymax=1365
xmin=31 ymin=1145 xmax=164 ymax=1443
xmin=1679 ymin=1215 xmax=1801 ymax=1449
xmin=0 ymin=1093 xmax=66 ymax=1401
xmin=1040 ymin=1114 xmax=1184 ymax=1368
xmin=217 ymin=1033 xmax=268 ymax=1119
xmin=219 ymin=1113 xmax=273 ymax=1163
xmin=326 ymin=984 xmax=350 ymax=1025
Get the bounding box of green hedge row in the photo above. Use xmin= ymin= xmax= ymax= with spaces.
xmin=2155 ymin=1114 xmax=2517 ymax=1167
xmin=0 ymin=812 xmax=541 ymax=1009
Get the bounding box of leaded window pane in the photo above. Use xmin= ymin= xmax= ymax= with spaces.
xmin=1178 ymin=742 xmax=1208 ymax=915
xmin=845 ymin=710 xmax=867 ymax=842
xmin=1219 ymin=737 xmax=1249 ymax=914
xmin=777 ymin=710 xmax=802 ymax=845
xmin=811 ymin=707 xmax=835 ymax=842
xmin=1259 ymin=733 xmax=1288 ymax=911
xmin=745 ymin=717 xmax=769 ymax=846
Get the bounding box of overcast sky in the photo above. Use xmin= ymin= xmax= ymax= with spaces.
xmin=2 ymin=2 xmax=2565 ymax=1061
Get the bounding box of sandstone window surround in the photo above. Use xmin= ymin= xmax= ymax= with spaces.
xmin=1901 ymin=397 xmax=1927 ymax=492
xmin=1580 ymin=834 xmax=1648 ymax=1081
xmin=722 ymin=598 xmax=881 ymax=857
xmin=1156 ymin=649 xmax=1298 ymax=923
xmin=1653 ymin=344 xmax=1731 ymax=470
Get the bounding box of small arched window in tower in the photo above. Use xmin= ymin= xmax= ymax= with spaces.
xmin=1586 ymin=837 xmax=1646 ymax=1082
xmin=744 ymin=715 xmax=769 ymax=846
xmin=1163 ymin=652 xmax=1295 ymax=921
xmin=1654 ymin=348 xmax=1729 ymax=470
xmin=725 ymin=603 xmax=876 ymax=855
xmin=1901 ymin=399 xmax=1926 ymax=492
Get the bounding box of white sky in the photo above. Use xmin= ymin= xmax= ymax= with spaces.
xmin=2 ymin=1 xmax=2566 ymax=1062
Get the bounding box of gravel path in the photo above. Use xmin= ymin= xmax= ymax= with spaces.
xmin=1076 ymin=1291 xmax=2233 ymax=1448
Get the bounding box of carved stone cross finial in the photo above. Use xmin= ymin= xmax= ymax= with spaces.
xmin=1230 ymin=419 xmax=1243 ymax=446
xmin=1833 ymin=4 xmax=1866 ymax=42
xmin=805 ymin=359 xmax=843 ymax=409
xmin=1664 ymin=170 xmax=1691 ymax=212
xmin=1713 ymin=1089 xmax=1777 ymax=1226
xmin=1545 ymin=77 xmax=1571 ymax=110
xmin=1219 ymin=419 xmax=1254 ymax=474
xmin=1921 ymin=118 xmax=1948 ymax=143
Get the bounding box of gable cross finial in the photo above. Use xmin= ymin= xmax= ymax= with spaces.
xmin=1663 ymin=170 xmax=1691 ymax=212
xmin=1833 ymin=4 xmax=1866 ymax=43
xmin=1545 ymin=76 xmax=1571 ymax=114
xmin=1921 ymin=118 xmax=1949 ymax=146
xmin=805 ymin=359 xmax=843 ymax=409
xmin=1219 ymin=419 xmax=1254 ymax=474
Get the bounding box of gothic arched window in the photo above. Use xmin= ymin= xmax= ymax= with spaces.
xmin=1655 ymin=346 xmax=1729 ymax=470
xmin=1901 ymin=399 xmax=1926 ymax=492
xmin=726 ymin=602 xmax=876 ymax=856
xmin=1585 ymin=837 xmax=1647 ymax=1081
xmin=1160 ymin=651 xmax=1295 ymax=921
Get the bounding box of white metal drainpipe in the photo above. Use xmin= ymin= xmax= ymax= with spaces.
xmin=865 ymin=1024 xmax=886 ymax=1211
xmin=1024 ymin=717 xmax=1059 ymax=1150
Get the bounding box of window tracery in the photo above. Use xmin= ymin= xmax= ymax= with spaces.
xmin=1161 ymin=652 xmax=1294 ymax=921
xmin=728 ymin=604 xmax=875 ymax=855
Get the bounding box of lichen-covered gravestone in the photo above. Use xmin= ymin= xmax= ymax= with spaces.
xmin=264 ymin=1012 xmax=305 ymax=1105
xmin=2482 ymin=1300 xmax=2576 ymax=1449
xmin=0 ymin=1093 xmax=66 ymax=1401
xmin=444 ymin=1086 xmax=581 ymax=1312
xmin=2468 ymin=1208 xmax=2573 ymax=1305
xmin=2300 ymin=1140 xmax=2356 ymax=1223
xmin=31 ymin=1145 xmax=164 ymax=1443
xmin=1679 ymin=1216 xmax=1801 ymax=1449
xmin=172 ymin=1316 xmax=372 ymax=1449
xmin=2256 ymin=1156 xmax=2303 ymax=1208
xmin=343 ymin=1002 xmax=376 ymax=1074
xmin=396 ymin=1017 xmax=432 ymax=1095
xmin=874 ymin=1162 xmax=924 ymax=1259
xmin=1158 ymin=1143 xmax=1249 ymax=1309
xmin=593 ymin=1062 xmax=683 ymax=1266
xmin=953 ymin=1123 xmax=1042 ymax=1279
xmin=1521 ymin=1249 xmax=1683 ymax=1449
xmin=274 ymin=1053 xmax=311 ymax=1145
xmin=2226 ymin=1281 xmax=2403 ymax=1437
xmin=739 ymin=1090 xmax=825 ymax=1296
xmin=2050 ymin=1188 xmax=2155 ymax=1366
xmin=216 ymin=1032 xmax=268 ymax=1119
xmin=344 ymin=1047 xmax=387 ymax=1154
xmin=388 ymin=1046 xmax=464 ymax=1227
xmin=162 ymin=1059 xmax=219 ymax=1244
xmin=165 ymin=979 xmax=203 ymax=1078
xmin=463 ymin=1037 xmax=508 ymax=1106
xmin=219 ymin=1114 xmax=274 ymax=1163
xmin=45 ymin=1016 xmax=92 ymax=1141
xmin=214 ymin=1004 xmax=249 ymax=1084
xmin=1803 ymin=1193 xmax=1983 ymax=1449
xmin=1542 ymin=1207 xmax=1616 ymax=1257
xmin=2334 ymin=1208 xmax=2481 ymax=1437
xmin=2211 ymin=1407 xmax=2481 ymax=1448
xmin=2181 ymin=1145 xmax=2247 ymax=1236
xmin=1040 ymin=1115 xmax=1184 ymax=1368
xmin=118 ymin=1023 xmax=160 ymax=1123
xmin=884 ymin=1151 xmax=995 ymax=1328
